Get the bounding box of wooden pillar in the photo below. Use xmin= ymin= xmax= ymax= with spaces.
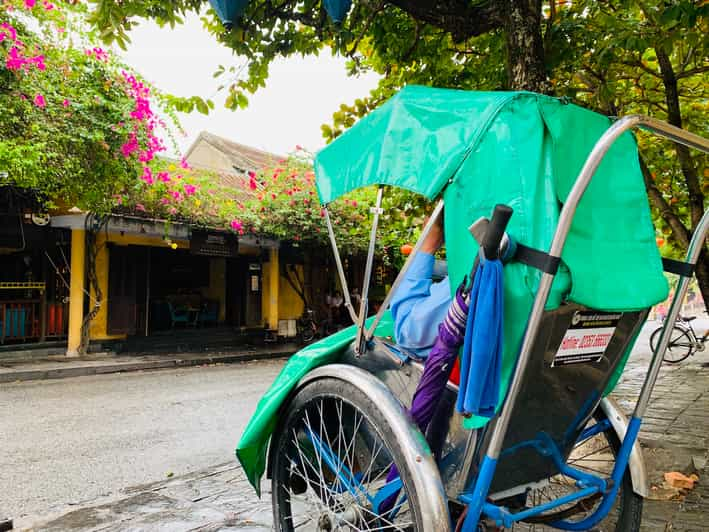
xmin=66 ymin=229 xmax=85 ymax=357
xmin=268 ymin=247 xmax=279 ymax=330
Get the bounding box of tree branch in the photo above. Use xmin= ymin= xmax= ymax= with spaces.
xmin=386 ymin=0 xmax=504 ymax=42
xmin=639 ymin=157 xmax=690 ymax=248
xmin=677 ymin=65 xmax=709 ymax=79
xmin=655 ymin=47 xmax=705 ymax=229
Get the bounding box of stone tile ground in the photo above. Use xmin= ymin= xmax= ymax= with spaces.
xmin=19 ymin=322 xmax=709 ymax=531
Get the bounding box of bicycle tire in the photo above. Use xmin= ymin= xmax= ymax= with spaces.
xmin=270 ymin=377 xmax=427 ymax=531
xmin=650 ymin=325 xmax=694 ymax=363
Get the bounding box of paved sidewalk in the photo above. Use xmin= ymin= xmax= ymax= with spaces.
xmin=17 ymin=322 xmax=709 ymax=531
xmin=611 ymin=321 xmax=709 ymax=531
xmin=0 ymin=345 xmax=296 ymax=384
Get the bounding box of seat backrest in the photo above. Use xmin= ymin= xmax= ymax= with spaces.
xmin=474 ymin=302 xmax=648 ymax=495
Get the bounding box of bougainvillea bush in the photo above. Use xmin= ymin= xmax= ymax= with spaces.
xmin=122 ymin=151 xmax=428 ymax=256
xmin=1 ymin=0 xmax=427 ymax=255
xmin=0 ymin=1 xmax=174 ymax=211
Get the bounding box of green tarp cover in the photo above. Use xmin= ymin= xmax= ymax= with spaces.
xmin=236 ymin=315 xmax=394 ymax=494
xmin=237 ymin=86 xmax=668 ymax=490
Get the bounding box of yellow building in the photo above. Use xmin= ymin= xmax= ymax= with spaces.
xmin=50 ymin=213 xmax=304 ymax=356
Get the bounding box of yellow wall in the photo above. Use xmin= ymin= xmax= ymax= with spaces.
xmin=89 ymin=234 xmax=124 ymax=341
xmin=202 ymin=257 xmax=226 ymax=321
xmin=279 ymin=265 xmax=305 ymax=320
xmin=261 ymin=254 xmax=305 ymax=329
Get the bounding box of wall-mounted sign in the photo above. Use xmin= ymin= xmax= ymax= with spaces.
xmin=190 ymin=230 xmax=238 ymax=257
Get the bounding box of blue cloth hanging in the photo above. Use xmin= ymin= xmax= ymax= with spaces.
xmin=456 ymin=256 xmax=504 ymax=418
xmin=323 ymin=0 xmax=352 ymax=22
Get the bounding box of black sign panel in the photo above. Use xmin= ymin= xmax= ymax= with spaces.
xmin=190 ymin=230 xmax=238 ymax=257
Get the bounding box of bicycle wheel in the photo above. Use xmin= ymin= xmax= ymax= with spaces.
xmin=300 ymin=321 xmax=316 ymax=343
xmin=510 ymin=410 xmax=643 ymax=531
xmin=650 ymin=326 xmax=694 ymax=363
xmin=271 ymin=377 xmax=428 ymax=531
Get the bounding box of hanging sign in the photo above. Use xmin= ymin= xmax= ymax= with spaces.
xmin=190 ymin=230 xmax=238 ymax=257
xmin=552 ymin=311 xmax=622 ymax=366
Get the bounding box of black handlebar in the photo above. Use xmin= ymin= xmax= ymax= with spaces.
xmin=482 ymin=204 xmax=513 ymax=259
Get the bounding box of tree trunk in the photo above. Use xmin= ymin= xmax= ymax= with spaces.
xmin=655 ymin=48 xmax=709 ymax=314
xmin=502 ymin=0 xmax=550 ymax=92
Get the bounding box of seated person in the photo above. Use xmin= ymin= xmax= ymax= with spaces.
xmin=390 ymin=216 xmax=453 ymax=358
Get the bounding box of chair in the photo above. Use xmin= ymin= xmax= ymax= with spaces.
xmin=167 ymin=301 xmax=191 ymax=328
xmin=196 ymin=301 xmax=219 ymax=327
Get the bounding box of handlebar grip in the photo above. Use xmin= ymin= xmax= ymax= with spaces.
xmin=482 ymin=204 xmax=513 ymax=259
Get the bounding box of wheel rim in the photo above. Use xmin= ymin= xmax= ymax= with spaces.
xmin=275 ymin=395 xmax=415 ymax=531
xmin=510 ymin=421 xmax=622 ymax=531
xmin=655 ymin=327 xmax=693 ymax=363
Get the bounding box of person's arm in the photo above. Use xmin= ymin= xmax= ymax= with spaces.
xmin=390 ymin=252 xmax=451 ymax=350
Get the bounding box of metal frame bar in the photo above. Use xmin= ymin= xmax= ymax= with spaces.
xmin=323 ymin=206 xmax=358 ymax=323
xmin=365 ymin=200 xmax=445 ymax=340
xmin=355 ymin=187 xmax=384 ymax=354
xmin=634 ymin=207 xmax=709 ymax=417
xmin=461 ymin=115 xmax=709 ymax=528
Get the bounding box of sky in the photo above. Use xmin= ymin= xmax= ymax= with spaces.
xmin=118 ymin=13 xmax=380 ymax=157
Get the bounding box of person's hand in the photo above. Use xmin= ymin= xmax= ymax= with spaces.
xmin=420 ymin=214 xmax=444 ymax=254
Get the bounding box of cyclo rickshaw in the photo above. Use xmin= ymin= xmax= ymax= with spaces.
xmin=236 ymin=87 xmax=709 ymax=531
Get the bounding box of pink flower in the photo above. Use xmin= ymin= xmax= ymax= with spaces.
xmin=180 ymin=158 xmax=190 ymax=169
xmin=248 ymin=178 xmax=258 ymax=191
xmin=24 ymin=0 xmax=36 ymax=8
xmin=170 ymin=190 xmax=183 ymax=202
xmin=157 ymin=171 xmax=171 ymax=183
xmin=121 ymin=133 xmax=139 ymax=158
xmin=230 ymin=220 xmax=243 ymax=231
xmin=6 ymin=47 xmax=25 ymax=70
xmin=33 ymin=93 xmax=46 ymax=108
xmin=159 ymin=198 xmax=170 ymax=205
xmin=248 ymin=170 xmax=256 ymax=178
xmin=135 ymin=203 xmax=146 ymax=212
xmin=141 ymin=166 xmax=154 ymax=185
xmin=0 ymin=23 xmax=17 ymax=42
xmin=168 ymin=207 xmax=177 ymax=215
xmin=62 ymin=99 xmax=70 ymax=107
xmin=183 ymin=184 xmax=196 ymax=196
xmin=42 ymin=0 xmax=54 ymax=10
xmin=351 ymin=200 xmax=358 ymax=207
xmin=31 ymin=55 xmax=45 ymax=70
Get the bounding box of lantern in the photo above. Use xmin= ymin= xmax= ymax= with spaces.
xmin=323 ymin=0 xmax=352 ymax=23
xmin=207 ymin=0 xmax=250 ymax=29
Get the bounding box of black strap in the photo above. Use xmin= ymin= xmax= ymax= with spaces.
xmin=514 ymin=243 xmax=561 ymax=275
xmin=662 ymin=257 xmax=695 ymax=277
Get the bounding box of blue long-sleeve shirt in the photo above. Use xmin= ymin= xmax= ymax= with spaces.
xmin=390 ymin=252 xmax=452 ymax=357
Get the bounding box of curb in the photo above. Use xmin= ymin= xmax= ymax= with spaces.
xmin=0 ymin=350 xmax=294 ymax=384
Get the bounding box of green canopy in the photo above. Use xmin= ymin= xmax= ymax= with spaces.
xmin=315 ymin=87 xmax=516 ymax=204
xmin=314 ymin=85 xmax=667 ymax=313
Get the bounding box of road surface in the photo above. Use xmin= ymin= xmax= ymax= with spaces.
xmin=0 ymin=358 xmax=284 ymax=521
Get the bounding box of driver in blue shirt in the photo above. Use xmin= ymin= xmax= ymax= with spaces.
xmin=390 ymin=216 xmax=452 ymax=358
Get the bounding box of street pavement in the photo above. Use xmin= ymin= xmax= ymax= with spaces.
xmin=7 ymin=319 xmax=709 ymax=531
xmin=0 ymin=359 xmax=285 ymax=524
